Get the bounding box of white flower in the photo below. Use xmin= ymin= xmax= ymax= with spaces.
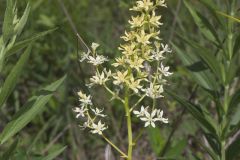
xmin=90 ymin=72 xmax=109 ymax=86
xmin=142 ymin=83 xmax=164 ymax=98
xmin=156 ymin=0 xmax=167 ymax=7
xmin=91 ymin=107 xmax=107 ymax=117
xmin=156 ymin=109 xmax=168 ymax=123
xmin=133 ymin=106 xmax=149 ymax=117
xmin=79 ymin=118 xmax=91 ymax=129
xmin=128 ymin=14 xmax=145 ymax=28
xmin=91 ymin=121 xmax=108 ymax=135
xmin=77 ymin=91 xmax=92 ymax=106
xmin=140 ymin=109 xmax=158 ymax=128
xmin=91 ymin=42 xmax=100 ymax=51
xmin=73 ymin=106 xmax=88 ymax=118
xmin=131 ymin=0 xmax=154 ymax=12
xmin=87 ymin=55 xmax=108 ymax=66
xmin=161 ymin=44 xmax=172 ymax=53
xmin=113 ymin=70 xmax=128 ymax=85
xmin=128 ymin=76 xmax=143 ymax=93
xmin=80 ymin=51 xmax=90 ymax=62
xmin=158 ymin=63 xmax=172 ymax=77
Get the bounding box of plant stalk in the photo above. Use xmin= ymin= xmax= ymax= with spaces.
xmin=124 ymin=87 xmax=133 ymax=160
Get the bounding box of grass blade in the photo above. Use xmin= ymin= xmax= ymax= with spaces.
xmin=0 ymin=46 xmax=31 ymax=108
xmin=6 ymin=28 xmax=57 ymax=57
xmin=0 ymin=75 xmax=67 ymax=144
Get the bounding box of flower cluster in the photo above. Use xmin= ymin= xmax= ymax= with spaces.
xmin=74 ymin=0 xmax=172 ymax=136
xmin=73 ymin=91 xmax=108 ymax=135
xmin=112 ymin=0 xmax=171 ymax=125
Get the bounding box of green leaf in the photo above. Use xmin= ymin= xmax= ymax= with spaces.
xmin=0 ymin=46 xmax=32 ymax=108
xmin=0 ymin=75 xmax=67 ymax=144
xmin=148 ymin=127 xmax=165 ymax=155
xmin=204 ymin=133 xmax=221 ymax=155
xmin=177 ymin=35 xmax=223 ymax=83
xmin=2 ymin=0 xmax=14 ymax=44
xmin=40 ymin=146 xmax=66 ymax=160
xmin=184 ymin=0 xmax=220 ymax=44
xmin=228 ymin=89 xmax=240 ymax=115
xmin=216 ymin=11 xmax=240 ymax=23
xmin=172 ymin=42 xmax=218 ymax=91
xmin=194 ymin=136 xmax=218 ymax=160
xmin=226 ymin=137 xmax=240 ymax=160
xmin=14 ymin=3 xmax=31 ymax=36
xmin=165 ymin=139 xmax=187 ymax=158
xmin=0 ymin=139 xmax=18 ymax=160
xmin=233 ymin=33 xmax=240 ymax=57
xmin=197 ymin=0 xmax=216 ymax=9
xmin=166 ymin=90 xmax=216 ymax=134
xmin=198 ymin=0 xmax=223 ymax=26
xmin=6 ymin=28 xmax=57 ymax=57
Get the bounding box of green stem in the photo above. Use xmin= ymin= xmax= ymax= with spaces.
xmin=102 ymin=134 xmax=127 ymax=158
xmin=221 ymin=140 xmax=226 ymax=160
xmin=124 ymin=87 xmax=133 ymax=160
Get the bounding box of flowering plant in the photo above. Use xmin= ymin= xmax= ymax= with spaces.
xmin=73 ymin=0 xmax=172 ymax=159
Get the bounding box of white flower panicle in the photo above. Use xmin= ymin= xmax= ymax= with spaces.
xmin=74 ymin=0 xmax=172 ymax=135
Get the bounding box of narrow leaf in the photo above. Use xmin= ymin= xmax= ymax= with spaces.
xmin=2 ymin=0 xmax=14 ymax=43
xmin=184 ymin=0 xmax=220 ymax=44
xmin=6 ymin=28 xmax=57 ymax=57
xmin=14 ymin=3 xmax=31 ymax=36
xmin=0 ymin=75 xmax=67 ymax=144
xmin=40 ymin=146 xmax=66 ymax=160
xmin=0 ymin=46 xmax=32 ymax=108
xmin=226 ymin=137 xmax=240 ymax=160
xmin=177 ymin=35 xmax=222 ymax=82
xmin=216 ymin=11 xmax=240 ymax=23
xmin=166 ymin=90 xmax=216 ymax=134
xmin=172 ymin=42 xmax=218 ymax=91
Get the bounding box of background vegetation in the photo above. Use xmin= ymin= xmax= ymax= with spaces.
xmin=0 ymin=0 xmax=240 ymax=159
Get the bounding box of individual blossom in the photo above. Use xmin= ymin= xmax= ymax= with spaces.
xmin=161 ymin=44 xmax=172 ymax=53
xmin=73 ymin=106 xmax=88 ymax=118
xmin=77 ymin=91 xmax=92 ymax=106
xmin=112 ymin=57 xmax=126 ymax=67
xmin=149 ymin=10 xmax=162 ymax=27
xmin=91 ymin=42 xmax=100 ymax=51
xmin=133 ymin=106 xmax=149 ymax=117
xmin=128 ymin=14 xmax=146 ymax=28
xmin=130 ymin=0 xmax=154 ymax=12
xmin=113 ymin=70 xmax=128 ymax=85
xmin=142 ymin=83 xmax=164 ymax=98
xmin=128 ymin=55 xmax=144 ymax=72
xmin=91 ymin=121 xmax=108 ymax=135
xmin=140 ymin=109 xmax=158 ymax=128
xmin=80 ymin=51 xmax=90 ymax=62
xmin=156 ymin=109 xmax=168 ymax=123
xmin=87 ymin=55 xmax=108 ymax=66
xmin=156 ymin=0 xmax=167 ymax=7
xmin=121 ymin=31 xmax=136 ymax=42
xmin=118 ymin=43 xmax=138 ymax=56
xmin=91 ymin=107 xmax=107 ymax=117
xmin=127 ymin=76 xmax=143 ymax=93
xmin=136 ymin=29 xmax=152 ymax=45
xmin=158 ymin=63 xmax=172 ymax=77
xmin=89 ymin=70 xmax=110 ymax=86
